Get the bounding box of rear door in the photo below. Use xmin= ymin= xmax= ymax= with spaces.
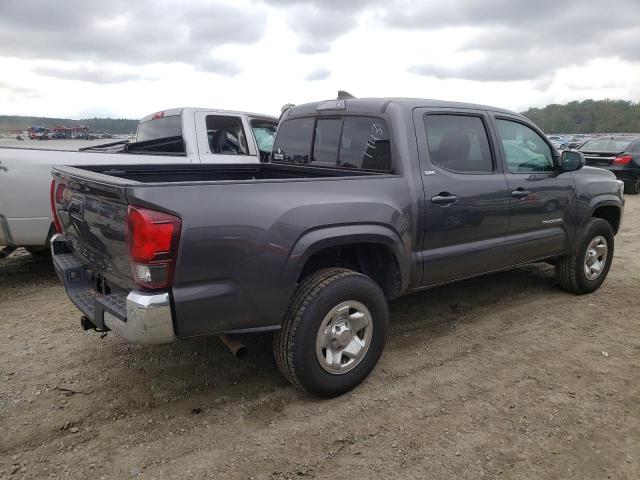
xmin=194 ymin=111 xmax=258 ymax=164
xmin=490 ymin=114 xmax=577 ymax=264
xmin=414 ymin=108 xmax=510 ymax=286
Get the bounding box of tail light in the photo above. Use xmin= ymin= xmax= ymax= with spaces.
xmin=613 ymin=155 xmax=633 ymax=165
xmin=127 ymin=205 xmax=181 ymax=289
xmin=50 ymin=180 xmax=65 ymax=233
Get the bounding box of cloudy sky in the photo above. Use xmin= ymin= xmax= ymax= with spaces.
xmin=0 ymin=0 xmax=639 ymax=119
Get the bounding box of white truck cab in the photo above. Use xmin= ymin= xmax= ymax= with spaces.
xmin=0 ymin=108 xmax=278 ymax=255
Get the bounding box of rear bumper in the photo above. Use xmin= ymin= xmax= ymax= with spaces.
xmin=51 ymin=234 xmax=176 ymax=344
xmin=590 ymin=165 xmax=639 ymax=183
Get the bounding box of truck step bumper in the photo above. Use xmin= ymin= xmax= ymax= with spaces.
xmin=51 ymin=234 xmax=176 ymax=344
xmin=104 ymin=291 xmax=175 ymax=344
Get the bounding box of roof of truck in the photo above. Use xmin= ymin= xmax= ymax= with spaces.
xmin=139 ymin=107 xmax=278 ymax=124
xmin=286 ymin=97 xmax=523 ymax=119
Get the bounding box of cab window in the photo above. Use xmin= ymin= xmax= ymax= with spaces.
xmin=206 ymin=115 xmax=248 ymax=155
xmin=424 ymin=114 xmax=493 ymax=174
xmin=496 ymin=119 xmax=554 ymax=173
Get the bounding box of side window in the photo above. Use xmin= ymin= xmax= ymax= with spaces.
xmin=312 ymin=118 xmax=342 ymax=167
xmin=424 ymin=114 xmax=493 ymax=173
xmin=339 ymin=117 xmax=391 ymax=171
xmin=271 ymin=118 xmax=314 ymax=164
xmin=496 ymin=119 xmax=554 ymax=173
xmin=206 ymin=115 xmax=248 ymax=155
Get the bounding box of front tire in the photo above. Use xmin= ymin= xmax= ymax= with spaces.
xmin=555 ymin=218 xmax=614 ymax=294
xmin=274 ymin=268 xmax=388 ymax=398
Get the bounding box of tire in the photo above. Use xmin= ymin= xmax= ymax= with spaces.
xmin=555 ymin=218 xmax=614 ymax=294
xmin=623 ymin=176 xmax=640 ymax=195
xmin=274 ymin=268 xmax=388 ymax=398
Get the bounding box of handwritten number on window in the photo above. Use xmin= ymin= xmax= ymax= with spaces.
xmin=363 ymin=123 xmax=383 ymax=158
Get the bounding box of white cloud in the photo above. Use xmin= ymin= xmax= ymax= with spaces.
xmin=0 ymin=0 xmax=637 ymax=119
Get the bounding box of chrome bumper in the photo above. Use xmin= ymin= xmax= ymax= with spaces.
xmin=51 ymin=234 xmax=176 ymax=344
xmin=104 ymin=291 xmax=176 ymax=344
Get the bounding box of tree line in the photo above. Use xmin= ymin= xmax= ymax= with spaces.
xmin=2 ymin=99 xmax=639 ymax=135
xmin=521 ymin=99 xmax=640 ymax=134
xmin=0 ymin=115 xmax=138 ymax=134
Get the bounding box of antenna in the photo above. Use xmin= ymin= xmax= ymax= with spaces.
xmin=337 ymin=91 xmax=356 ymax=99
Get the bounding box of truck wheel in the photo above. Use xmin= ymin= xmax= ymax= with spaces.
xmin=274 ymin=268 xmax=388 ymax=397
xmin=623 ymin=176 xmax=640 ymax=195
xmin=555 ymin=218 xmax=614 ymax=294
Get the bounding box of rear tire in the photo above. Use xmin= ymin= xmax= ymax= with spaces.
xmin=555 ymin=218 xmax=614 ymax=294
xmin=274 ymin=268 xmax=388 ymax=398
xmin=623 ymin=176 xmax=640 ymax=195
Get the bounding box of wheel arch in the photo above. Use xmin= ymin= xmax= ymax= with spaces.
xmin=590 ymin=201 xmax=622 ymax=235
xmin=281 ymin=224 xmax=410 ymax=299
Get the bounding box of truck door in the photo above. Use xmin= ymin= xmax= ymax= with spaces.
xmin=194 ymin=111 xmax=259 ymax=164
xmin=490 ymin=115 xmax=577 ymax=264
xmin=414 ymin=109 xmax=511 ymax=286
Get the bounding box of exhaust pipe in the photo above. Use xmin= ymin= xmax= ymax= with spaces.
xmin=219 ymin=334 xmax=247 ymax=359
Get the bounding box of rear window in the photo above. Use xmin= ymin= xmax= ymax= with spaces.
xmin=580 ymin=138 xmax=634 ymax=151
xmin=312 ymin=118 xmax=341 ymax=166
xmin=136 ymin=115 xmax=182 ymax=142
xmin=272 ymin=117 xmax=314 ymax=164
xmin=339 ymin=117 xmax=391 ymax=171
xmin=272 ymin=116 xmax=392 ymax=171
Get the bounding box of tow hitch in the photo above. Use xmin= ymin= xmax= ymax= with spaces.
xmin=81 ymin=315 xmax=104 ymax=333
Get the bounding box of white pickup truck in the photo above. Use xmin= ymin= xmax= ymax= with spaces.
xmin=0 ymin=107 xmax=278 ymax=256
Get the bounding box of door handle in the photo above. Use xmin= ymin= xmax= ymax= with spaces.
xmin=431 ymin=193 xmax=458 ymax=205
xmin=511 ymin=189 xmax=531 ymax=199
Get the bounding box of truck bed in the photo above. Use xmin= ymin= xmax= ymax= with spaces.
xmin=56 ymin=162 xmax=384 ymax=185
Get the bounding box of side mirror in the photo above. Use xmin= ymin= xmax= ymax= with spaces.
xmin=559 ymin=150 xmax=585 ymax=172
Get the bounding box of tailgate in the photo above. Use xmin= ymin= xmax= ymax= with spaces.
xmin=52 ymin=168 xmax=134 ymax=289
xmin=581 ymin=150 xmax=622 ymax=167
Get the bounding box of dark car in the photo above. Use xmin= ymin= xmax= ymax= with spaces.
xmin=579 ymin=136 xmax=640 ymax=194
xmin=50 ymin=96 xmax=624 ymax=397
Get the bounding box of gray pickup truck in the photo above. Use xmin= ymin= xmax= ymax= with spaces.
xmin=50 ymin=97 xmax=624 ymax=397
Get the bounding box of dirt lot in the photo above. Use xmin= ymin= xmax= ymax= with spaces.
xmin=1 ymin=198 xmax=639 ymax=480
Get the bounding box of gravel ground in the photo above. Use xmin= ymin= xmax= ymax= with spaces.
xmin=1 ymin=197 xmax=639 ymax=479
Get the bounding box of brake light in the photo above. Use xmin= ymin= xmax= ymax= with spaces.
xmin=55 ymin=183 xmax=66 ymax=204
xmin=152 ymin=111 xmax=165 ymax=120
xmin=613 ymin=155 xmax=633 ymax=165
xmin=50 ymin=180 xmax=63 ymax=233
xmin=127 ymin=205 xmax=181 ymax=289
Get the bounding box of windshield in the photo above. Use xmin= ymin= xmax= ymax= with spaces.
xmin=251 ymin=121 xmax=277 ymax=153
xmin=580 ymin=138 xmax=633 ymax=152
xmin=136 ymin=115 xmax=182 ymax=142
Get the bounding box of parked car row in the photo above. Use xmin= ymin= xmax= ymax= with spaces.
xmin=546 ymin=133 xmax=594 ymax=150
xmin=46 ymin=95 xmax=624 ymax=397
